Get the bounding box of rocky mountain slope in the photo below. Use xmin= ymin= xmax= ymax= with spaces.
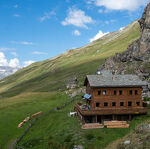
xmin=98 ymin=3 xmax=150 ymax=98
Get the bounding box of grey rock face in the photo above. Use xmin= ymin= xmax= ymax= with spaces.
xmin=139 ymin=3 xmax=150 ymax=53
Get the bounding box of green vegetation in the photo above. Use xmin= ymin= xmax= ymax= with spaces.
xmin=0 ymin=92 xmax=70 ymax=148
xmin=144 ymin=97 xmax=150 ymax=101
xmin=106 ymin=119 xmax=150 ymax=149
xmin=0 ymin=21 xmax=148 ymax=149
xmin=18 ymin=101 xmax=150 ymax=149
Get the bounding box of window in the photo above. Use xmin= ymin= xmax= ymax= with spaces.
xmin=114 ymin=90 xmax=117 ymax=95
xmin=98 ymin=90 xmax=101 ymax=96
xmin=128 ymin=101 xmax=132 ymax=106
xmin=129 ymin=90 xmax=132 ymax=95
xmin=120 ymin=102 xmax=124 ymax=106
xmin=104 ymin=102 xmax=108 ymax=106
xmin=112 ymin=102 xmax=116 ymax=106
xmin=96 ymin=102 xmax=100 ymax=107
xmin=119 ymin=90 xmax=122 ymax=95
xmin=136 ymin=102 xmax=140 ymax=106
xmin=135 ymin=90 xmax=138 ymax=95
xmin=103 ymin=90 xmax=106 ymax=96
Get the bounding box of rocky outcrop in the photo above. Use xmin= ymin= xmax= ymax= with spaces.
xmin=139 ymin=3 xmax=150 ymax=53
xmin=98 ymin=3 xmax=150 ymax=97
xmin=66 ymin=76 xmax=78 ymax=89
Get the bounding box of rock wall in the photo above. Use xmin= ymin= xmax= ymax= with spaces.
xmin=139 ymin=3 xmax=150 ymax=53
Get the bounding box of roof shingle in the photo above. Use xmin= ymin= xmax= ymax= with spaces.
xmin=86 ymin=72 xmax=147 ymax=87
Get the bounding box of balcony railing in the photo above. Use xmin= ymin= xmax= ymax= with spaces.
xmin=76 ymin=103 xmax=148 ymax=115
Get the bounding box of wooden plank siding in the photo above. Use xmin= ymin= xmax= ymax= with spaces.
xmin=90 ymin=87 xmax=143 ymax=109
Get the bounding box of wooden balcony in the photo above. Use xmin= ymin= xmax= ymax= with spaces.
xmin=76 ymin=103 xmax=148 ymax=116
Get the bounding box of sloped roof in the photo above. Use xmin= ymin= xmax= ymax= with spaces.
xmin=85 ymin=73 xmax=147 ymax=87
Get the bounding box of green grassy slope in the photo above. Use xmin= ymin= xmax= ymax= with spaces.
xmin=0 ymin=21 xmax=140 ymax=97
xmin=18 ymin=101 xmax=150 ymax=149
xmin=0 ymin=21 xmax=146 ymax=149
xmin=0 ymin=92 xmax=70 ymax=148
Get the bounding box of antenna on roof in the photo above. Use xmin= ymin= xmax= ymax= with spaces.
xmin=112 ymin=70 xmax=115 ymax=75
xmin=97 ymin=71 xmax=101 ymax=75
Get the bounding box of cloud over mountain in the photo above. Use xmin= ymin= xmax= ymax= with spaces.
xmin=90 ymin=30 xmax=109 ymax=42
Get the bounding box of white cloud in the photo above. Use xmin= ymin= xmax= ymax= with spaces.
xmin=66 ymin=0 xmax=70 ymax=3
xmin=10 ymin=41 xmax=33 ymax=45
xmin=0 ymin=47 xmax=15 ymax=51
xmin=32 ymin=51 xmax=47 ymax=55
xmin=73 ymin=30 xmax=81 ymax=36
xmin=20 ymin=41 xmax=33 ymax=45
xmin=13 ymin=14 xmax=21 ymax=17
xmin=23 ymin=60 xmax=35 ymax=67
xmin=9 ymin=58 xmax=19 ymax=68
xmin=87 ymin=1 xmax=92 ymax=4
xmin=0 ymin=52 xmax=35 ymax=68
xmin=13 ymin=4 xmax=18 ymax=8
xmin=98 ymin=9 xmax=103 ymax=13
xmin=10 ymin=52 xmax=17 ymax=56
xmin=0 ymin=52 xmax=8 ymax=66
xmin=103 ymin=20 xmax=116 ymax=25
xmin=0 ymin=52 xmax=20 ymax=67
xmin=40 ymin=11 xmax=56 ymax=22
xmin=105 ymin=21 xmax=109 ymax=24
xmin=94 ymin=0 xmax=149 ymax=11
xmin=98 ymin=8 xmax=112 ymax=13
xmin=120 ymin=26 xmax=125 ymax=31
xmin=89 ymin=30 xmax=109 ymax=42
xmin=61 ymin=7 xmax=94 ymax=28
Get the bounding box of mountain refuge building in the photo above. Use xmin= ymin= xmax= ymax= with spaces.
xmin=76 ymin=71 xmax=148 ymax=124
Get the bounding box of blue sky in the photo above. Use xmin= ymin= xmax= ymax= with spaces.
xmin=0 ymin=0 xmax=149 ymax=67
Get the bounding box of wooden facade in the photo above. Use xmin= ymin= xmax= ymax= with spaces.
xmin=76 ymin=75 xmax=148 ymax=124
xmin=87 ymin=82 xmax=143 ymax=109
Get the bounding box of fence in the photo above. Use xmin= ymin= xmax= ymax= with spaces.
xmin=14 ymin=97 xmax=77 ymax=149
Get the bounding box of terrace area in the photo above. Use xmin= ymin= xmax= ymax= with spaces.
xmin=76 ymin=102 xmax=148 ymax=116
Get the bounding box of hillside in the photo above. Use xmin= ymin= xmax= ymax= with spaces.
xmin=0 ymin=21 xmax=140 ymax=97
xmin=1 ymin=20 xmax=148 ymax=149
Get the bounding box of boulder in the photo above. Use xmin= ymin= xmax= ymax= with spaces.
xmin=73 ymin=145 xmax=84 ymax=149
xmin=124 ymin=140 xmax=130 ymax=145
xmin=66 ymin=76 xmax=78 ymax=89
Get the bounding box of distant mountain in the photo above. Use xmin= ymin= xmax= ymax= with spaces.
xmin=0 ymin=66 xmax=20 ymax=79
